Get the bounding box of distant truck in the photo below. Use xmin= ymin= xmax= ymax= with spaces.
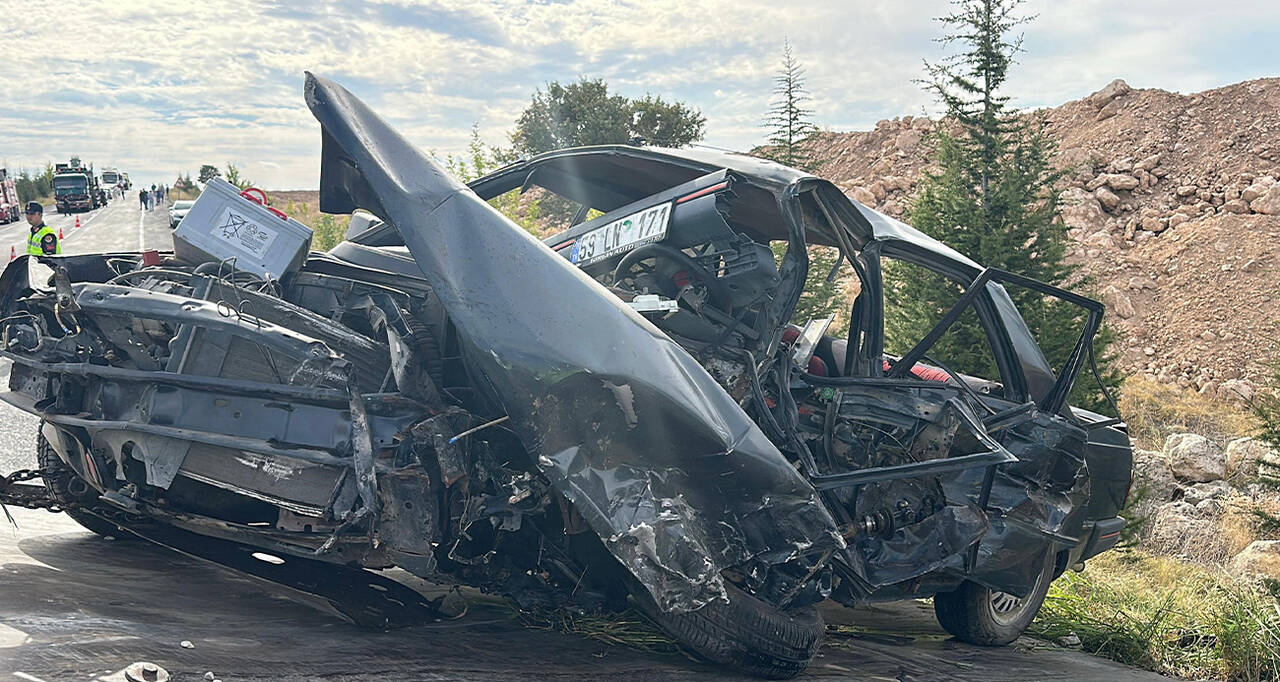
xmin=53 ymin=158 xmax=104 ymax=213
xmin=101 ymin=167 xmax=122 ymax=190
xmin=0 ymin=168 xmax=19 ymax=223
xmin=121 ymin=171 xmax=132 ymax=189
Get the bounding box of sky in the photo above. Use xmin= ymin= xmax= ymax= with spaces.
xmin=1 ymin=0 xmax=1278 ymax=190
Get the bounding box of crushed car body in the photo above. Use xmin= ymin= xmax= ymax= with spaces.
xmin=0 ymin=74 xmax=1132 ymax=678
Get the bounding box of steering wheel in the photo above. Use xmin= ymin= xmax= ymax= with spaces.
xmin=611 ymin=244 xmax=734 ymax=312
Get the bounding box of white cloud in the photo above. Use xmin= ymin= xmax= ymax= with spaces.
xmin=0 ymin=0 xmax=1276 ymax=189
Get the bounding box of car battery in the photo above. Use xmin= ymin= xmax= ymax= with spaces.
xmin=172 ymin=177 xmax=313 ymax=280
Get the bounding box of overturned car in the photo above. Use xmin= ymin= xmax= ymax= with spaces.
xmin=0 ymin=75 xmax=1131 ymax=678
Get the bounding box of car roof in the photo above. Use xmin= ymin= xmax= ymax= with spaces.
xmin=468 ymin=144 xmax=983 ymax=273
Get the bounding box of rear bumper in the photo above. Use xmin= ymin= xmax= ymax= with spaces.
xmin=1078 ymin=516 xmax=1125 ymax=562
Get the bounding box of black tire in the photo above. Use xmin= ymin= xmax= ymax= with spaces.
xmin=36 ymin=430 xmax=128 ymax=539
xmin=933 ymin=557 xmax=1053 ymax=646
xmin=632 ymin=580 xmax=824 ymax=679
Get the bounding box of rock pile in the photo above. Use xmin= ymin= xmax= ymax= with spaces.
xmin=1131 ymin=432 xmax=1280 ymax=571
xmin=803 ymin=76 xmax=1280 ymax=390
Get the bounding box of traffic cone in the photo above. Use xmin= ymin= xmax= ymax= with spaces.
xmin=75 ymin=216 xmax=81 ymax=229
xmin=9 ymin=246 xmax=14 ymax=262
xmin=59 ymin=228 xmax=64 ymax=240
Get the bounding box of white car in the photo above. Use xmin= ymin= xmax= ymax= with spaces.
xmin=168 ymin=200 xmax=195 ymax=228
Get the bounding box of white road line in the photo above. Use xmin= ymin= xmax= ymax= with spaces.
xmin=138 ymin=206 xmax=146 ymax=250
xmin=13 ymin=672 xmax=52 ymax=682
xmin=75 ymin=201 xmax=112 ymax=231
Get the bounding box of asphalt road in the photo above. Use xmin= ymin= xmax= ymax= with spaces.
xmin=0 ymin=196 xmax=173 ymax=475
xmin=0 ymin=198 xmax=1174 ymax=681
xmin=0 ymin=508 xmax=1174 ymax=682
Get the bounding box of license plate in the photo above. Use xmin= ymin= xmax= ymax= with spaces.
xmin=569 ymin=202 xmax=671 ymax=267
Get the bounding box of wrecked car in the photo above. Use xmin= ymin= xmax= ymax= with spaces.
xmin=0 ymin=74 xmax=1131 ymax=679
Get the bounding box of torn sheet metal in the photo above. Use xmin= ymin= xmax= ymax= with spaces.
xmin=305 ymin=73 xmax=844 ymax=611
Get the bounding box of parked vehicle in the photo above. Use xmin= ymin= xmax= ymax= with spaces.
xmin=0 ymin=75 xmax=1131 ymax=679
xmin=0 ymin=168 xmax=19 ymax=223
xmin=168 ymin=199 xmax=194 ymax=227
xmin=52 ymin=159 xmax=104 ymax=213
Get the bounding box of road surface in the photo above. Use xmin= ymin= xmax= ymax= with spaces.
xmin=0 ymin=196 xmax=173 ymax=475
xmin=0 ymin=197 xmax=1174 ymax=681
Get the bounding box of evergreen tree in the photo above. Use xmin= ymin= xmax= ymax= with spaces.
xmin=886 ymin=0 xmax=1121 ymax=412
xmin=761 ymin=39 xmax=818 ymax=171
xmin=759 ymin=40 xmax=845 ymax=323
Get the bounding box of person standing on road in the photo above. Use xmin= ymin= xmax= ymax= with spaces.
xmin=24 ymin=202 xmax=59 ymax=255
xmin=139 ymin=189 xmax=148 ymax=211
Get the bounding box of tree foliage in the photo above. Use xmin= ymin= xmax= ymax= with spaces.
xmin=224 ymin=163 xmax=251 ymax=190
xmin=446 ymin=124 xmax=543 ymax=235
xmin=198 ymin=164 xmax=221 ymax=184
xmin=14 ymin=164 xmax=55 ymax=204
xmin=887 ymin=0 xmax=1121 ymax=412
xmin=511 ymin=78 xmax=705 ymax=155
xmin=760 ymin=39 xmax=818 ymax=171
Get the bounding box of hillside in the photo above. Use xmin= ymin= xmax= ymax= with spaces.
xmin=809 ymin=77 xmax=1280 ymax=395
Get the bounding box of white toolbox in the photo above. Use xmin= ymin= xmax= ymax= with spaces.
xmin=173 ymin=177 xmax=313 ymax=280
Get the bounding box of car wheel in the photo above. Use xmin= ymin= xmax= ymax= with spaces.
xmin=36 ymin=429 xmax=131 ymax=539
xmin=630 ymin=580 xmax=824 ymax=679
xmin=933 ymin=556 xmax=1053 ymax=646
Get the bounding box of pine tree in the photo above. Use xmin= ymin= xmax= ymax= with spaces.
xmin=759 ymin=40 xmax=843 ymax=322
xmin=761 ymin=39 xmax=818 ymax=171
xmin=886 ymin=0 xmax=1121 ymax=412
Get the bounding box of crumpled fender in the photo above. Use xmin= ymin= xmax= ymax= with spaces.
xmin=303 ymin=73 xmax=844 ymax=612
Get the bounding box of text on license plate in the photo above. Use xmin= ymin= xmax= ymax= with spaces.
xmin=569 ymin=202 xmax=671 ymax=267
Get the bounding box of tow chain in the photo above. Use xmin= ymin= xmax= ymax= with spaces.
xmin=0 ymin=468 xmax=65 ymax=513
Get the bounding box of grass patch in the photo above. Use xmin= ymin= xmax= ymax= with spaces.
xmin=513 ymin=603 xmax=692 ymax=657
xmin=1032 ymin=551 xmax=1280 ymax=680
xmin=1120 ymin=375 xmax=1258 ymax=451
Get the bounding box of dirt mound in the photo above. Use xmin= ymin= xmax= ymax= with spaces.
xmin=809 ymin=77 xmax=1280 ymax=392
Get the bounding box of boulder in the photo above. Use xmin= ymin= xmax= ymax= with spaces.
xmin=1089 ymin=79 xmax=1132 ymax=107
xmin=868 ymin=181 xmax=887 ymax=202
xmin=1135 ymin=153 xmax=1162 ymax=171
xmin=1226 ymin=437 xmax=1277 ymax=480
xmin=894 ymin=129 xmax=923 ymax=151
xmin=1241 ymin=176 xmax=1275 ymax=203
xmin=1094 ymin=186 xmax=1120 ymax=211
xmin=1182 ymin=480 xmax=1230 ymax=505
xmin=1163 ymin=433 xmax=1226 ymax=482
xmin=1166 ymin=213 xmax=1190 ymax=229
xmin=1229 ymin=540 xmax=1280 ymax=579
xmin=1222 ymin=198 xmax=1251 ymax=214
xmin=848 ymin=186 xmax=876 ymax=205
xmin=1132 ymin=448 xmax=1179 ymax=504
xmin=1146 ymin=501 xmax=1220 ymax=558
xmin=1101 ymin=284 xmax=1135 ymax=318
xmin=1099 ymin=173 xmax=1140 ymax=191
xmin=1060 ymin=188 xmax=1108 ymax=231
xmin=1219 ymin=379 xmax=1256 ymax=403
xmin=1250 ymin=186 xmax=1280 ymax=215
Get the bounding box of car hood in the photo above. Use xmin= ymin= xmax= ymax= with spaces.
xmin=303 ymin=73 xmax=843 ymax=610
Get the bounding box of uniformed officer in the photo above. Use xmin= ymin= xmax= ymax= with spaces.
xmin=25 ymin=202 xmax=60 ymax=255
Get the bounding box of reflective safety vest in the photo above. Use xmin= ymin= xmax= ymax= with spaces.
xmin=27 ymin=225 xmax=60 ymax=256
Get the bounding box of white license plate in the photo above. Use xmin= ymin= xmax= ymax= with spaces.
xmin=569 ymin=202 xmax=671 ymax=267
